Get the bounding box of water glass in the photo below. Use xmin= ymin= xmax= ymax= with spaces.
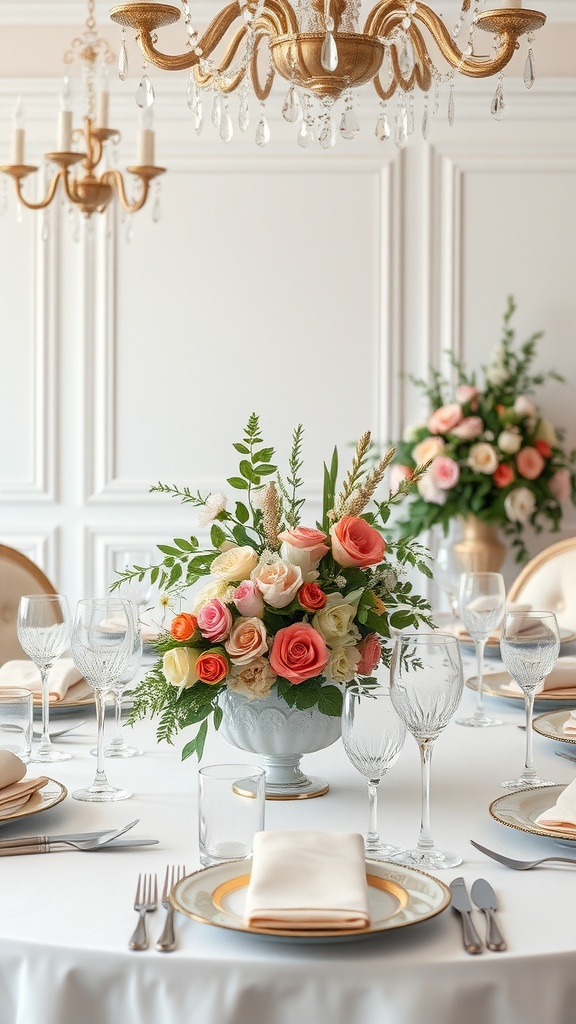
xmin=0 ymin=689 xmax=33 ymax=762
xmin=17 ymin=594 xmax=71 ymax=762
xmin=342 ymin=684 xmax=406 ymax=859
xmin=198 ymin=763 xmax=266 ymax=867
xmin=90 ymin=601 xmax=143 ymax=759
xmin=456 ymin=572 xmax=506 ymax=727
xmin=500 ymin=610 xmax=560 ymax=789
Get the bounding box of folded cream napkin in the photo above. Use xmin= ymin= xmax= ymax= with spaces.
xmin=563 ymin=710 xmax=576 ymax=734
xmin=535 ymin=777 xmax=576 ymax=832
xmin=244 ymin=830 xmax=370 ymax=931
xmin=0 ymin=659 xmax=92 ymax=704
xmin=501 ymin=656 xmax=576 ymax=697
xmin=0 ymin=750 xmax=49 ymax=816
xmin=98 ymin=618 xmax=159 ymax=644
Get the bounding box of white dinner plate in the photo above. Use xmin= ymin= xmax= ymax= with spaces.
xmin=0 ymin=779 xmax=67 ymax=825
xmin=466 ymin=672 xmax=576 ymax=708
xmin=489 ymin=785 xmax=576 ymax=846
xmin=533 ymin=710 xmax=576 ymax=745
xmin=170 ymin=859 xmax=451 ymax=943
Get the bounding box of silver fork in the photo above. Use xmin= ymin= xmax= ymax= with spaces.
xmin=555 ymin=751 xmax=576 ymax=763
xmin=470 ymin=839 xmax=576 ymax=870
xmin=156 ymin=864 xmax=186 ymax=952
xmin=129 ymin=873 xmax=158 ymax=950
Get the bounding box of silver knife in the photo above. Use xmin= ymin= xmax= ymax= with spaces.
xmin=471 ymin=878 xmax=506 ymax=951
xmin=449 ymin=877 xmax=483 ymax=954
xmin=0 ymin=824 xmax=139 ymax=849
xmin=0 ymin=838 xmax=159 ymax=856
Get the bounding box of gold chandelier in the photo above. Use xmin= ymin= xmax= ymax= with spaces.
xmin=109 ymin=0 xmax=545 ymax=148
xmin=0 ymin=0 xmax=165 ymax=219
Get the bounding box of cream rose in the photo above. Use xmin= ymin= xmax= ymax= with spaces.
xmin=325 ymin=644 xmax=361 ymax=683
xmin=162 ymin=647 xmax=200 ymax=689
xmin=497 ymin=430 xmax=522 ymax=456
xmin=504 ymin=486 xmax=536 ymax=523
xmin=251 ymin=556 xmax=303 ymax=608
xmin=514 ymin=396 xmax=537 ymax=419
xmin=225 ymin=616 xmax=269 ymax=665
xmin=228 ymin=657 xmax=277 ymax=700
xmin=210 ymin=545 xmax=259 ymax=582
xmin=412 ymin=436 xmax=446 ymax=465
xmin=417 ymin=471 xmax=447 ymax=506
xmin=312 ymin=593 xmax=360 ymax=647
xmin=192 ymin=578 xmax=235 ymax=614
xmin=467 ymin=442 xmax=499 ymax=475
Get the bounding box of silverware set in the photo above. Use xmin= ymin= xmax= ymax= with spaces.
xmin=0 ymin=820 xmax=159 ymax=856
xmin=449 ymin=877 xmax=506 ymax=954
xmin=129 ymin=865 xmax=186 ymax=951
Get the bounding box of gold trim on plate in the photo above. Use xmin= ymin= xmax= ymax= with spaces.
xmin=489 ymin=785 xmax=576 ymax=843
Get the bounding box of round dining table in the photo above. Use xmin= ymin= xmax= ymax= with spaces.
xmin=1 ymin=654 xmax=576 ymax=1024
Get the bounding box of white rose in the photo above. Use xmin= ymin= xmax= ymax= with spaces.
xmin=504 ymin=487 xmax=536 ymax=523
xmin=536 ymin=418 xmax=558 ymax=446
xmin=497 ymin=430 xmax=522 ymax=456
xmin=312 ymin=593 xmax=360 ymax=646
xmin=417 ymin=471 xmax=447 ymax=506
xmin=467 ymin=443 xmax=499 ymax=475
xmin=325 ymin=644 xmax=361 ymax=683
xmin=210 ymin=545 xmax=259 ymax=582
xmin=162 ymin=647 xmax=200 ymax=688
xmin=191 ymin=578 xmax=235 ymax=614
xmin=514 ymin=396 xmax=537 ymax=419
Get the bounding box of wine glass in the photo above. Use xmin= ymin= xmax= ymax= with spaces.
xmin=71 ymin=598 xmax=134 ymax=801
xmin=390 ymin=632 xmax=464 ymax=870
xmin=90 ymin=601 xmax=143 ymax=758
xmin=435 ymin=539 xmax=466 ymax=631
xmin=17 ymin=595 xmax=71 ymax=763
xmin=342 ymin=684 xmax=406 ymax=860
xmin=456 ymin=572 xmax=506 ymax=727
xmin=500 ymin=610 xmax=560 ymax=790
xmin=116 ymin=549 xmax=153 ymax=619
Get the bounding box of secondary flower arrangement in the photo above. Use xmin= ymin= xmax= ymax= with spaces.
xmin=390 ymin=298 xmax=576 ymax=562
xmin=115 ymin=414 xmax=431 ymax=759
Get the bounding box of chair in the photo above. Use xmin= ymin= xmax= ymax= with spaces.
xmin=0 ymin=545 xmax=57 ymax=664
xmin=507 ymin=537 xmax=576 ymax=632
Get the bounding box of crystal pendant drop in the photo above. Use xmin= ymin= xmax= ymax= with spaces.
xmin=490 ymin=82 xmax=506 ymax=121
xmin=339 ymin=107 xmax=359 ymax=140
xmin=422 ymin=101 xmax=429 ymax=140
xmin=212 ymin=93 xmax=222 ymax=129
xmin=407 ymin=94 xmax=415 ymax=135
xmin=118 ymin=38 xmax=129 ymax=81
xmin=186 ymin=72 xmax=196 ymax=110
xmin=523 ymin=48 xmax=535 ymax=90
xmin=395 ymin=105 xmax=408 ymax=148
xmin=136 ymin=74 xmax=155 ymax=109
xmin=194 ymin=93 xmax=203 ymax=135
xmin=238 ymin=97 xmax=250 ymax=132
xmin=297 ymin=120 xmax=314 ymax=148
xmin=220 ymin=105 xmax=233 ymax=143
xmin=375 ymin=111 xmax=390 ymax=141
xmin=447 ymin=82 xmax=455 ymax=126
xmin=255 ymin=113 xmax=271 ymax=146
xmin=398 ymin=38 xmax=414 ymax=77
xmin=433 ymin=81 xmax=440 ymax=115
xmin=319 ymin=118 xmax=336 ymax=149
xmin=282 ymin=86 xmax=302 ymax=123
xmin=321 ymin=31 xmax=338 ymax=72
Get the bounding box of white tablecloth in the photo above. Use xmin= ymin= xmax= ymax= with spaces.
xmin=2 ymin=661 xmax=576 ymax=1024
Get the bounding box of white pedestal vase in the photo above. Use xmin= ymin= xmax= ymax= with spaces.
xmin=218 ymin=686 xmax=342 ymax=800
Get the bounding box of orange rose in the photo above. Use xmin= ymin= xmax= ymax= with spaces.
xmin=269 ymin=623 xmax=328 ymax=685
xmin=298 ymin=583 xmax=327 ymax=612
xmin=493 ymin=463 xmax=514 ymax=489
xmin=330 ymin=516 xmax=385 ymax=569
xmin=170 ymin=612 xmax=198 ymax=642
xmin=534 ymin=439 xmax=552 ymax=459
xmin=195 ymin=650 xmax=229 ymax=684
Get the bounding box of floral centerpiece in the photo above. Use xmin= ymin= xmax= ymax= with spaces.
xmin=115 ymin=414 xmax=431 ymax=760
xmin=390 ymin=298 xmax=576 ymax=563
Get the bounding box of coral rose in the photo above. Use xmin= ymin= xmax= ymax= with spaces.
xmin=170 ymin=612 xmax=198 ymax=642
xmin=270 ymin=623 xmax=328 ymax=685
xmin=225 ymin=616 xmax=268 ymax=665
xmin=451 ymin=416 xmax=484 ymax=441
xmin=428 ymin=403 xmax=463 ymax=436
xmin=356 ymin=634 xmax=382 ymax=676
xmin=504 ymin=487 xmax=536 ymax=523
xmin=210 ymin=545 xmax=259 ymax=582
xmin=550 ymin=468 xmax=571 ymax=502
xmin=298 ymin=583 xmax=327 ymax=612
xmin=430 ymin=455 xmax=460 ymax=491
xmin=412 ymin=436 xmax=446 ymax=465
xmin=330 ymin=516 xmax=385 ymax=568
xmin=162 ymin=647 xmax=200 ymax=689
xmin=196 ymin=599 xmax=233 ymax=642
xmin=251 ymin=557 xmax=303 ymax=608
xmin=228 ymin=657 xmax=277 ymax=700
xmin=467 ymin=443 xmax=499 ymax=475
xmin=534 ymin=439 xmax=552 ymax=459
xmin=493 ymin=463 xmax=515 ymax=489
xmin=234 ymin=580 xmax=264 ymax=618
xmin=276 ymin=527 xmax=330 ymax=578
xmin=516 ymin=447 xmax=545 ymax=481
xmin=312 ymin=593 xmax=360 ymax=646
xmin=196 ymin=650 xmax=229 ymax=685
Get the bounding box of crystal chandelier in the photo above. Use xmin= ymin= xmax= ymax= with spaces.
xmin=109 ymin=0 xmax=545 ymax=148
xmin=0 ymin=0 xmax=166 ymax=219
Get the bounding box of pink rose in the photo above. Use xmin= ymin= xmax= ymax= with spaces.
xmin=356 ymin=634 xmax=382 ymax=676
xmin=196 ymin=599 xmax=233 ymax=642
xmin=225 ymin=616 xmax=268 ymax=665
xmin=428 ymin=403 xmax=463 ymax=436
xmin=269 ymin=623 xmax=328 ymax=685
xmin=550 ymin=468 xmax=571 ymax=502
xmin=330 ymin=516 xmax=385 ymax=568
xmin=451 ymin=416 xmax=484 ymax=440
xmin=234 ymin=580 xmax=264 ymax=618
xmin=516 ymin=446 xmax=545 ymax=481
xmin=251 ymin=558 xmax=303 ymax=609
xmin=430 ymin=455 xmax=460 ymax=491
xmin=455 ymin=384 xmax=479 ymax=407
xmin=276 ymin=526 xmax=330 ymax=578
xmin=389 ymin=464 xmax=413 ymax=491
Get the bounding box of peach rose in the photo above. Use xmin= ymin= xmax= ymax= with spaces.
xmin=225 ymin=616 xmax=268 ymax=665
xmin=412 ymin=436 xmax=446 ymax=465
xmin=357 ymin=634 xmax=382 ymax=676
xmin=196 ymin=650 xmax=229 ymax=685
xmin=455 ymin=384 xmax=479 ymax=407
xmin=196 ymin=599 xmax=233 ymax=642
xmin=277 ymin=527 xmax=330 ymax=578
xmin=430 ymin=455 xmax=460 ymax=491
xmin=467 ymin=443 xmax=499 ymax=475
xmin=451 ymin=417 xmax=484 ymax=441
xmin=169 ymin=612 xmax=198 ymax=642
xmin=330 ymin=516 xmax=385 ymax=569
xmin=516 ymin=446 xmax=545 ymax=481
xmin=428 ymin=403 xmax=463 ymax=436
xmin=493 ymin=463 xmax=514 ymax=488
xmin=269 ymin=623 xmax=328 ymax=685
xmin=251 ymin=557 xmax=303 ymax=609
xmin=298 ymin=583 xmax=327 ymax=612
xmin=389 ymin=464 xmax=413 ymax=491
xmin=162 ymin=647 xmax=200 ymax=689
xmin=210 ymin=545 xmax=259 ymax=582
xmin=234 ymin=580 xmax=264 ymax=618
xmin=228 ymin=657 xmax=277 ymax=700
xmin=550 ymin=468 xmax=571 ymax=502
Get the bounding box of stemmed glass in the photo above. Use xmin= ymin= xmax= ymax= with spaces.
xmin=71 ymin=598 xmax=134 ymax=801
xmin=456 ymin=572 xmax=506 ymax=727
xmin=390 ymin=632 xmax=464 ymax=870
xmin=342 ymin=684 xmax=406 ymax=860
xmin=435 ymin=540 xmax=465 ymax=632
xmin=91 ymin=602 xmax=143 ymax=759
xmin=17 ymin=595 xmax=71 ymax=763
xmin=116 ymin=549 xmax=153 ymax=620
xmin=500 ymin=610 xmax=560 ymax=790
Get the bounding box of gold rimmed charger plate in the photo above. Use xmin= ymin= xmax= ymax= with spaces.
xmin=489 ymin=785 xmax=576 ymax=845
xmin=466 ymin=672 xmax=576 ymax=708
xmin=533 ymin=709 xmax=576 ymax=745
xmin=170 ymin=859 xmax=451 ymax=943
xmin=0 ymin=779 xmax=67 ymax=824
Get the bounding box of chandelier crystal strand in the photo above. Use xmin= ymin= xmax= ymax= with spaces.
xmin=136 ymin=61 xmax=155 ymax=108
xmin=212 ymin=90 xmax=222 ymax=129
xmin=524 ymin=32 xmax=536 ymax=89
xmin=447 ymin=77 xmax=456 ymax=126
xmin=421 ymin=92 xmax=429 ymax=139
xmin=238 ymin=79 xmax=250 ymax=131
xmin=339 ymin=88 xmax=360 ymax=140
xmin=394 ymin=94 xmax=408 ymax=148
xmin=319 ymin=97 xmax=336 ymax=149
xmin=297 ymin=95 xmax=315 ymax=147
xmin=375 ymin=102 xmax=390 ymax=141
xmin=220 ymin=98 xmax=234 ymax=142
xmin=255 ymin=103 xmax=271 ymax=146
xmin=118 ymin=27 xmax=129 ymax=80
xmin=282 ymin=84 xmax=302 ymax=124
xmin=490 ymin=70 xmax=506 ymax=120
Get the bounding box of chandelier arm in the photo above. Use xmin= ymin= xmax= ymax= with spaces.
xmin=100 ymin=169 xmax=150 ymax=213
xmin=255 ymin=0 xmax=299 ymax=35
xmin=10 ymin=169 xmax=64 ymax=211
xmin=193 ymin=23 xmax=250 ymax=89
xmin=134 ymin=2 xmax=253 ymax=72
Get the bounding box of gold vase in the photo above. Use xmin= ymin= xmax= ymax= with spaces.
xmin=452 ymin=515 xmax=506 ymax=573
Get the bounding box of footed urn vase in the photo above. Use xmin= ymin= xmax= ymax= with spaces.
xmin=219 ymin=686 xmax=342 ymax=800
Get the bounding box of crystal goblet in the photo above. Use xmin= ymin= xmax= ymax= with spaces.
xmin=17 ymin=594 xmax=71 ymax=763
xmin=456 ymin=571 xmax=506 ymax=727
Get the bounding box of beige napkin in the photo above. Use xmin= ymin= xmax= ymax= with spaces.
xmin=0 ymin=659 xmax=92 ymax=704
xmin=0 ymin=750 xmax=49 ymax=817
xmin=535 ymin=777 xmax=576 ymax=832
xmin=501 ymin=656 xmax=576 ymax=697
xmin=562 ymin=710 xmax=576 ymax=734
xmin=244 ymin=830 xmax=370 ymax=931
xmin=98 ymin=618 xmax=158 ymax=644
